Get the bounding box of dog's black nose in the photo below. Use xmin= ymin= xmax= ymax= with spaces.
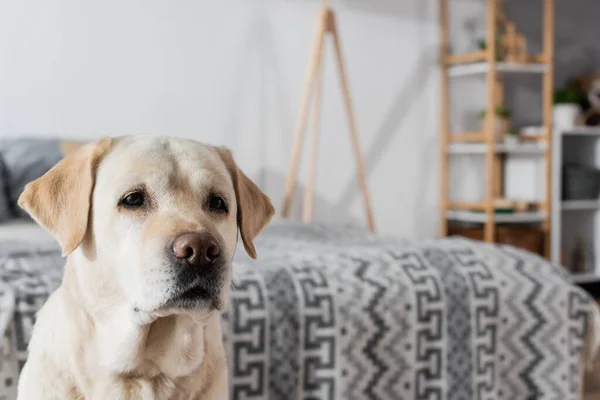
xmin=172 ymin=232 xmax=220 ymax=267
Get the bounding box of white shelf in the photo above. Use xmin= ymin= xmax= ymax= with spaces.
xmin=561 ymin=200 xmax=599 ymax=211
xmin=447 ymin=210 xmax=546 ymax=223
xmin=561 ymin=126 xmax=600 ymax=136
xmin=448 ymin=142 xmax=547 ymax=155
xmin=569 ymin=272 xmax=600 ymax=284
xmin=448 ymin=62 xmax=548 ymax=78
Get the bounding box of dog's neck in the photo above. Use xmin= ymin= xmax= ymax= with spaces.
xmin=145 ymin=314 xmax=207 ymax=377
xmin=94 ymin=309 xmax=209 ymax=379
xmin=63 ymin=260 xmax=211 ymax=380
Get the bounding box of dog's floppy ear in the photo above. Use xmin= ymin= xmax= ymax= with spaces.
xmin=216 ymin=147 xmax=274 ymax=259
xmin=18 ymin=137 xmax=113 ymax=257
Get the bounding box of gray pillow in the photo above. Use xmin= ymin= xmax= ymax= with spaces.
xmin=0 ymin=138 xmax=63 ymax=218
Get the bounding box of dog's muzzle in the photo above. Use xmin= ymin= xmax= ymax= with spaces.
xmin=165 ymin=231 xmax=226 ymax=310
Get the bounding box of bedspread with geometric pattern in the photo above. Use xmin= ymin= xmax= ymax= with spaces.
xmin=0 ymin=221 xmax=598 ymax=400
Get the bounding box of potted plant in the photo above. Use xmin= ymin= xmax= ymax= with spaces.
xmin=505 ymin=128 xmax=520 ymax=146
xmin=479 ymin=105 xmax=511 ymax=142
xmin=553 ymin=85 xmax=583 ymax=130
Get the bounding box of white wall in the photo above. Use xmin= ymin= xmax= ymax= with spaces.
xmin=0 ymin=0 xmax=443 ymax=239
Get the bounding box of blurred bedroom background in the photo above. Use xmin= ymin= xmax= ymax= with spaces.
xmin=2 ymin=1 xmax=600 ymax=399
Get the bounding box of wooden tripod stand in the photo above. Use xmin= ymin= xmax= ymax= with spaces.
xmin=280 ymin=6 xmax=376 ymax=233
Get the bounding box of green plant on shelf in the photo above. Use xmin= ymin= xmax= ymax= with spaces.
xmin=472 ymin=209 xmax=515 ymax=214
xmin=553 ymin=85 xmax=584 ymax=105
xmin=508 ymin=128 xmax=519 ymax=135
xmin=479 ymin=105 xmax=511 ymax=119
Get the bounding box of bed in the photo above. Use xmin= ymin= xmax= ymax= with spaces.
xmin=0 ymin=219 xmax=598 ymax=400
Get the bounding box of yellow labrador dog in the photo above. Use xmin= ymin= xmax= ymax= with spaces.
xmin=16 ymin=136 xmax=274 ymax=399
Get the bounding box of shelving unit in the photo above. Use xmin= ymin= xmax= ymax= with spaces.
xmin=439 ymin=0 xmax=554 ymax=258
xmin=552 ymin=127 xmax=600 ymax=283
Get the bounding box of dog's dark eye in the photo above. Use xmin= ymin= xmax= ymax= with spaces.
xmin=120 ymin=192 xmax=145 ymax=208
xmin=208 ymin=195 xmax=228 ymax=213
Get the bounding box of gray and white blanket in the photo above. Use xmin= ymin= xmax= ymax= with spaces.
xmin=0 ymin=221 xmax=598 ymax=400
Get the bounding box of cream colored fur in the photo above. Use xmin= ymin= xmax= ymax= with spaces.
xmin=16 ymin=136 xmax=274 ymax=399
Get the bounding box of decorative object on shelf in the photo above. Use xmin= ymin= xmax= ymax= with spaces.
xmin=281 ymin=2 xmax=375 ymax=233
xmin=474 ymin=7 xmax=530 ymax=64
xmin=553 ymin=84 xmax=583 ymax=130
xmin=513 ymin=199 xmax=538 ymax=213
xmin=496 ymin=198 xmax=537 ymax=213
xmin=488 ymin=198 xmax=514 ymax=213
xmin=574 ymin=71 xmax=600 ymax=126
xmin=571 ymin=237 xmax=588 ymax=274
xmin=493 ymin=198 xmax=517 ymax=213
xmin=478 ymin=105 xmax=511 ymax=142
xmin=518 ymin=125 xmax=544 ymax=142
xmin=496 ymin=8 xmax=529 ymax=63
xmin=456 ymin=198 xmax=537 ymax=214
xmin=562 ymin=163 xmax=600 ymax=200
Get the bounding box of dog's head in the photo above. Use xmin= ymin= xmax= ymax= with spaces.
xmin=18 ymin=136 xmax=274 ymax=320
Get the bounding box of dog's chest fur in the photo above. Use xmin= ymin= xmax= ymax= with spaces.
xmin=88 ymin=317 xmax=223 ymax=399
xmin=144 ymin=315 xmax=207 ymax=379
